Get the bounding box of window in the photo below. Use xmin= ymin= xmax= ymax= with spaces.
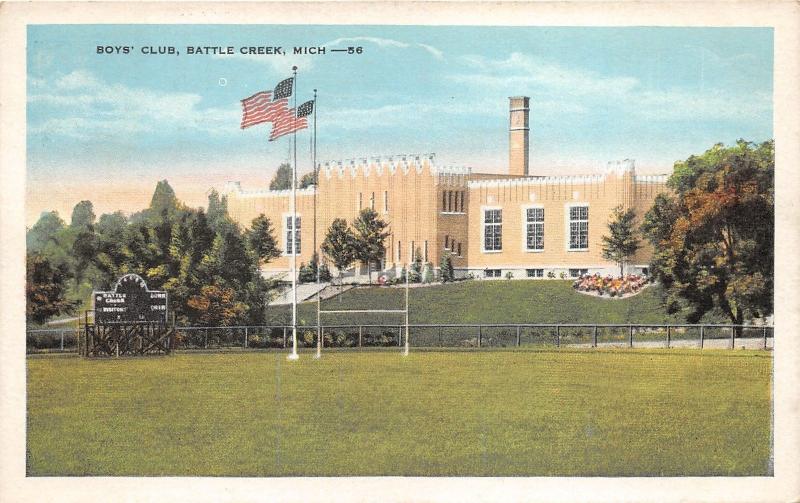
xmin=358 ymin=192 xmax=362 ymax=210
xmin=457 ymin=242 xmax=462 ymax=257
xmin=383 ymin=191 xmax=389 ymax=213
xmin=525 ymin=207 xmax=544 ymax=251
xmin=444 ymin=235 xmax=450 ymax=249
xmin=483 ymin=209 xmax=502 ymax=251
xmin=397 ymin=240 xmax=402 ymax=262
xmin=442 ymin=191 xmax=447 ymax=211
xmin=460 ymin=191 xmax=465 ymax=212
xmin=448 ymin=191 xmax=454 ymax=212
xmin=424 ymin=240 xmax=428 ymax=262
xmin=568 ymin=205 xmax=589 ymax=250
xmin=526 ymin=269 xmax=544 ymax=278
xmin=485 ymin=269 xmax=501 ymax=278
xmin=569 ymin=268 xmax=589 ymax=278
xmin=410 ymin=240 xmax=415 ymax=262
xmin=370 ymin=192 xmax=375 ymax=210
xmin=285 ymin=216 xmax=301 ymax=255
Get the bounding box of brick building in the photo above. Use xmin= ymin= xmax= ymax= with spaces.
xmin=222 ymin=97 xmax=669 ymax=280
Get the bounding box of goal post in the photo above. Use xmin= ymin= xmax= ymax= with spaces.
xmin=315 ymin=263 xmax=411 ymax=357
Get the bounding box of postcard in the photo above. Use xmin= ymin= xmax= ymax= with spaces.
xmin=1 ymin=2 xmax=799 ymax=502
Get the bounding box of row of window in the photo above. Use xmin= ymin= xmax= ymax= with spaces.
xmin=357 ymin=191 xmax=390 ymax=213
xmin=482 ymin=205 xmax=589 ymax=252
xmin=484 ymin=268 xmax=589 ymax=278
xmin=444 ymin=235 xmax=463 ymax=257
xmin=442 ymin=190 xmax=466 ymax=213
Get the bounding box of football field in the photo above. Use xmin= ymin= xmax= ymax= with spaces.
xmin=26 ymin=349 xmax=772 ymax=476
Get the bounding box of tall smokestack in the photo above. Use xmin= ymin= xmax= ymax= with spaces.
xmin=508 ymin=96 xmax=530 ymax=176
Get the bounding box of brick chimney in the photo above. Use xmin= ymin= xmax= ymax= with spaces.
xmin=508 ymin=96 xmax=530 ymax=176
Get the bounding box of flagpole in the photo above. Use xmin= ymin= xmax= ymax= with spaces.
xmin=288 ymin=66 xmax=299 ymax=361
xmin=314 ymin=89 xmax=322 ymax=359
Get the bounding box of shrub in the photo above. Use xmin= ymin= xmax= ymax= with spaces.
xmin=424 ymin=263 xmax=435 ymax=283
xmin=439 ymin=253 xmax=455 ymax=283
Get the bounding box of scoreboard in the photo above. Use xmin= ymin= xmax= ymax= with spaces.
xmin=93 ymin=274 xmax=168 ymax=324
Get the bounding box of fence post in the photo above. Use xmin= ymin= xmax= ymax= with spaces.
xmin=516 ymin=326 xmax=521 ymax=347
xmin=358 ymin=325 xmax=362 ymax=348
xmin=556 ymin=326 xmax=560 ymax=348
xmin=398 ymin=326 xmax=402 ymax=347
xmin=204 ymin=328 xmax=208 ymax=349
xmin=700 ymin=326 xmax=704 ymax=349
xmin=666 ymin=326 xmax=671 ymax=349
xmin=763 ymin=326 xmax=768 ymax=350
xmin=60 ymin=330 xmax=65 ymax=351
xmin=478 ymin=325 xmax=482 ymax=348
xmin=244 ymin=327 xmax=248 ymax=348
xmin=283 ymin=327 xmax=287 ymax=348
xmin=592 ymin=326 xmax=597 ymax=348
xmin=628 ymin=325 xmax=634 ymax=348
xmin=730 ymin=326 xmax=735 ymax=350
xmin=438 ymin=326 xmax=442 ymax=347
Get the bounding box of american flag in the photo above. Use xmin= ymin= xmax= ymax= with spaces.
xmin=269 ymin=107 xmax=308 ymax=141
xmin=273 ymin=77 xmax=294 ymax=100
xmin=240 ymin=91 xmax=289 ymax=129
xmin=297 ymin=99 xmax=314 ymax=118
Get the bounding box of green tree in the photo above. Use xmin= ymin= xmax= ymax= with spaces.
xmin=352 ymin=208 xmax=390 ymax=284
xmin=601 ymin=205 xmax=641 ymax=277
xmin=70 ymin=200 xmax=96 ymax=230
xmin=207 ymin=189 xmax=232 ymax=232
xmin=299 ymin=168 xmax=318 ymax=189
xmin=321 ymin=218 xmax=357 ymax=287
xmin=26 ymin=253 xmax=78 ymax=324
xmin=641 ymin=140 xmax=774 ymax=330
xmin=439 ymin=252 xmax=454 ymax=283
xmin=149 ymin=180 xmax=178 ymax=217
xmin=27 ymin=211 xmax=66 ymax=253
xmin=409 ymin=247 xmax=423 ymax=283
xmin=269 ymin=163 xmax=293 ymax=190
xmin=246 ymin=214 xmax=281 ymax=263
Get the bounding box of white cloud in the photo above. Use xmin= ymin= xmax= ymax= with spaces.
xmin=28 ymin=70 xmax=240 ymax=139
xmin=449 ymin=52 xmax=771 ymax=124
xmin=55 ymin=70 xmax=101 ymax=90
xmin=452 ymin=52 xmax=639 ymax=96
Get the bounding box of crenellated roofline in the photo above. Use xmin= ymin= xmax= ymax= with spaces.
xmin=316 ymin=153 xmax=473 ymax=179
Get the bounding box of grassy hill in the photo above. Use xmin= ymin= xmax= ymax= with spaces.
xmin=267 ymin=280 xmax=725 ymax=326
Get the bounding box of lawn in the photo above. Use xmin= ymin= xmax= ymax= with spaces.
xmin=27 ymin=349 xmax=771 ymax=476
xmin=266 ymin=280 xmax=727 ymax=326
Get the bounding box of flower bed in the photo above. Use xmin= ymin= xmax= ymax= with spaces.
xmin=572 ymin=273 xmax=649 ymax=298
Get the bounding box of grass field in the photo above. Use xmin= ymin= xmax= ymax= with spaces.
xmin=27 ymin=349 xmax=771 ymax=476
xmin=267 ymin=281 xmax=727 ymax=326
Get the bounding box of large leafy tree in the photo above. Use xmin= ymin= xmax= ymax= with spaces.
xmin=25 ymin=181 xmax=276 ymax=327
xmin=641 ymin=140 xmax=774 ymax=329
xmin=321 ymin=218 xmax=357 ymax=287
xmin=269 ymin=163 xmax=293 ymax=190
xmin=601 ymin=205 xmax=641 ymax=277
xmin=352 ymin=208 xmax=390 ymax=284
xmin=27 ymin=211 xmax=66 ymax=253
xmin=246 ymin=214 xmax=281 ymax=263
xmin=26 ymin=253 xmax=78 ymax=325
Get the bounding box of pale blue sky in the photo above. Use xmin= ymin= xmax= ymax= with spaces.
xmin=26 ymin=25 xmax=773 ymax=222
